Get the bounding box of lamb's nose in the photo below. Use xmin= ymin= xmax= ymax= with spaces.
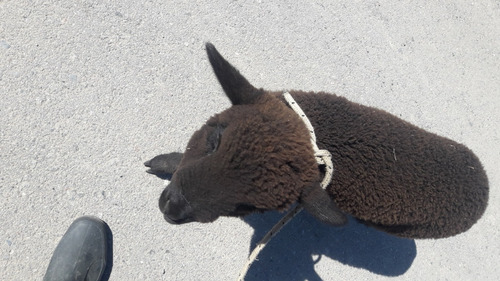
xmin=159 ymin=183 xmax=193 ymax=224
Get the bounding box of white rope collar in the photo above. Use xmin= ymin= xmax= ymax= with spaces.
xmin=283 ymin=92 xmax=334 ymax=189
xmin=237 ymin=92 xmax=334 ymax=280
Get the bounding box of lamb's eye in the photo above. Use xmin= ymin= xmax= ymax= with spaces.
xmin=206 ymin=125 xmax=225 ymax=154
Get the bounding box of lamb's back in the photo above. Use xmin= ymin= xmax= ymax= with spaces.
xmin=285 ymin=91 xmax=488 ymax=238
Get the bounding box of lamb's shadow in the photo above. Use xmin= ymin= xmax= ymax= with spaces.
xmin=242 ymin=210 xmax=416 ymax=281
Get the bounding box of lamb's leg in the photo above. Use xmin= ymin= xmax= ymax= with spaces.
xmin=144 ymin=152 xmax=183 ymax=179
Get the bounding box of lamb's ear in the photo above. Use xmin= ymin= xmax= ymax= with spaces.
xmin=144 ymin=152 xmax=183 ymax=179
xmin=205 ymin=42 xmax=261 ymax=105
xmin=301 ymin=186 xmax=348 ymax=226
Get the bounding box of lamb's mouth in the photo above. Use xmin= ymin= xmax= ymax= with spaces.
xmin=163 ymin=211 xmax=195 ymax=224
xmin=158 ymin=180 xmax=197 ymax=224
xmin=160 ymin=197 xmax=195 ymax=224
xmin=159 ymin=187 xmax=195 ymax=225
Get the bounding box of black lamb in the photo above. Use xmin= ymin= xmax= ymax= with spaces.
xmin=145 ymin=43 xmax=488 ymax=239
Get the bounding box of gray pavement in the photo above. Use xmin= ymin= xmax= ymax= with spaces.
xmin=1 ymin=1 xmax=499 ymax=280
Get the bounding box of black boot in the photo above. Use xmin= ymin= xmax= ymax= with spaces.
xmin=44 ymin=216 xmax=113 ymax=281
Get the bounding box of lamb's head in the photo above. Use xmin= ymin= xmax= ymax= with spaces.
xmin=146 ymin=43 xmax=347 ymax=225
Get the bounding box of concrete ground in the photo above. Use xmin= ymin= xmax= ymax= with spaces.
xmin=1 ymin=1 xmax=499 ymax=280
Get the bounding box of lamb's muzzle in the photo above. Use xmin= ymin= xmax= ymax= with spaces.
xmin=159 ymin=183 xmax=194 ymax=224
